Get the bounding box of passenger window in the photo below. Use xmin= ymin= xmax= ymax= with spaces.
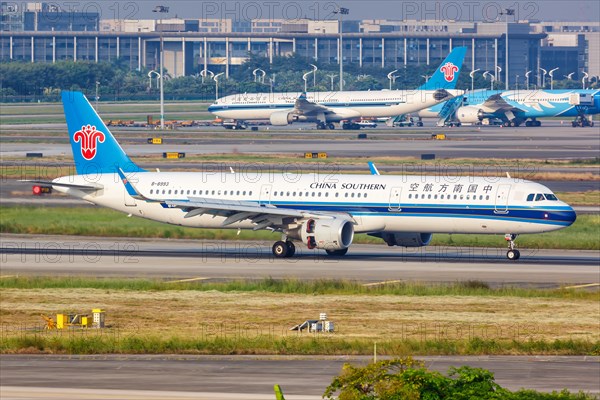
xmin=345 ymin=193 xmax=348 ymax=198
xmin=325 ymin=192 xmax=329 ymax=197
xmin=364 ymin=193 xmax=367 ymax=198
xmin=408 ymin=194 xmax=412 ymax=199
xmin=150 ymin=189 xmax=153 ymax=194
xmin=187 ymin=190 xmax=190 ymax=195
xmin=243 ymin=191 xmax=246 ymax=195
xmin=249 ymin=191 xmax=253 ymax=196
xmin=162 ymin=190 xmax=165 ymax=194
xmin=293 ymin=192 xmax=297 ymax=196
xmin=168 ymin=190 xmax=172 ymax=195
xmin=351 ymin=193 xmax=355 ymax=198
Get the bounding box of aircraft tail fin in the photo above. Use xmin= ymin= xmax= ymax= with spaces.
xmin=61 ymin=91 xmax=143 ymax=175
xmin=417 ymin=47 xmax=468 ymax=91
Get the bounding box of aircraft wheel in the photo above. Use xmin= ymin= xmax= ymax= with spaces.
xmin=525 ymin=121 xmax=531 ymax=127
xmin=417 ymin=122 xmax=424 ymax=127
xmin=327 ymin=123 xmax=336 ymax=130
xmin=572 ymin=121 xmax=578 ymax=128
xmin=506 ymin=249 xmax=520 ymax=260
xmin=589 ymin=121 xmax=594 ymax=127
xmin=272 ymin=241 xmax=288 ymax=258
xmin=503 ymin=121 xmax=510 ymax=127
xmin=535 ymin=121 xmax=541 ymax=127
xmin=285 ymin=241 xmax=296 ymax=258
xmin=325 ymin=248 xmax=348 ymax=256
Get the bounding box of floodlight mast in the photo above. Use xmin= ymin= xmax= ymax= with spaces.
xmin=153 ymin=5 xmax=169 ymax=130
xmin=334 ymin=7 xmax=349 ymax=91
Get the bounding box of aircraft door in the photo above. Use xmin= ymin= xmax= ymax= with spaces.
xmin=494 ymin=184 xmax=511 ymax=213
xmin=388 ymin=187 xmax=402 ymax=211
xmin=259 ymin=184 xmax=272 ymax=205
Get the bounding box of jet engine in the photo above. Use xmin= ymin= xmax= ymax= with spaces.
xmin=269 ymin=110 xmax=295 ymax=126
xmin=299 ymin=218 xmax=355 ymax=250
xmin=372 ymin=232 xmax=433 ymax=247
xmin=455 ymin=106 xmax=487 ymax=123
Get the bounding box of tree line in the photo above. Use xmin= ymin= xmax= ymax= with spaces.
xmin=1 ymin=54 xmax=591 ymax=102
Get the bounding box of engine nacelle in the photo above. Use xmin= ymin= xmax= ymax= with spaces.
xmin=300 ymin=218 xmax=354 ymax=250
xmin=378 ymin=232 xmax=433 ymax=247
xmin=456 ymin=106 xmax=485 ymax=123
xmin=269 ymin=110 xmax=295 ymax=126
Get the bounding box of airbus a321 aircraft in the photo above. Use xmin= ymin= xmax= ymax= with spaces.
xmin=33 ymin=92 xmax=576 ymax=260
xmin=208 ymin=47 xmax=467 ymax=129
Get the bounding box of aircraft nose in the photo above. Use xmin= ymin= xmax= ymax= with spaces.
xmin=565 ymin=207 xmax=577 ymax=226
xmin=207 ymin=104 xmax=217 ymax=113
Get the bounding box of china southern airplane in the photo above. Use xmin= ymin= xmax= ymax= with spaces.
xmin=29 ymin=91 xmax=576 ymax=260
xmin=208 ymin=47 xmax=467 ymax=130
xmin=418 ymin=88 xmax=600 ymax=127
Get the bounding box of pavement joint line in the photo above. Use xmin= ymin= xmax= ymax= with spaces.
xmin=563 ymin=283 xmax=600 ymax=289
xmin=0 ymin=275 xmax=18 ymax=279
xmin=166 ymin=277 xmax=211 ymax=283
xmin=362 ymin=279 xmax=404 ymax=287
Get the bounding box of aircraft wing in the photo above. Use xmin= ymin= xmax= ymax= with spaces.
xmin=294 ymin=93 xmax=331 ymax=114
xmin=166 ymin=197 xmax=352 ymax=231
xmin=480 ymin=94 xmax=526 ymax=114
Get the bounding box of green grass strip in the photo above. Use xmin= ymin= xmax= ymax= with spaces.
xmin=1 ymin=206 xmax=598 ymax=250
xmin=1 ymin=277 xmax=597 ymax=300
xmin=1 ymin=335 xmax=597 ymax=356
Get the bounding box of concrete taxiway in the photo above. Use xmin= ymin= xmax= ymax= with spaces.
xmin=1 ymin=235 xmax=598 ymax=288
xmin=1 ymin=355 xmax=598 ymax=399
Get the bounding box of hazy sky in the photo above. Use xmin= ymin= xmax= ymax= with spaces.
xmin=88 ymin=1 xmax=600 ymax=22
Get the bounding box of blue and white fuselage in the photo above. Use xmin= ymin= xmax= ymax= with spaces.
xmin=41 ymin=91 xmax=576 ymax=260
xmin=418 ymin=89 xmax=600 ymax=126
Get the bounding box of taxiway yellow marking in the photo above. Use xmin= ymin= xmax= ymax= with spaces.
xmin=166 ymin=277 xmax=210 ymax=283
xmin=362 ymin=279 xmax=404 ymax=287
xmin=563 ymin=283 xmax=600 ymax=289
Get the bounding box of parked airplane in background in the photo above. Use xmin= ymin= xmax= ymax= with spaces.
xmin=417 ymin=89 xmax=600 ymax=127
xmin=25 ymin=91 xmax=576 ymax=261
xmin=208 ymin=47 xmax=467 ymax=130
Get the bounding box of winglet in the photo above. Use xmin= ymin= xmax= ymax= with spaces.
xmin=368 ymin=162 xmax=380 ymax=175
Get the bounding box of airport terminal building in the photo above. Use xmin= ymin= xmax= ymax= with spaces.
xmin=1 ymin=3 xmax=598 ymax=86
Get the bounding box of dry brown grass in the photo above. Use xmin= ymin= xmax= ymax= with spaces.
xmin=1 ymin=289 xmax=598 ymax=343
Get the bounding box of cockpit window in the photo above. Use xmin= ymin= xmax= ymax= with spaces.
xmin=526 ymin=194 xmax=534 ymax=202
xmin=544 ymin=193 xmax=558 ymax=201
xmin=535 ymin=194 xmax=545 ymax=201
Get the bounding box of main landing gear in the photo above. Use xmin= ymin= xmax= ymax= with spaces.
xmin=317 ymin=122 xmax=336 ymax=130
xmin=272 ymin=240 xmax=296 ymax=258
xmin=525 ymin=119 xmax=541 ymax=127
xmin=504 ymin=234 xmax=520 ymax=260
xmin=571 ymin=115 xmax=594 ymax=128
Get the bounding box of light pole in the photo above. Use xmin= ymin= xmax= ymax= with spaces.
xmin=582 ymin=71 xmax=589 ymax=89
xmin=421 ymin=74 xmax=431 ymax=84
xmin=515 ymin=75 xmax=519 ymax=90
xmin=214 ymin=72 xmax=224 ymax=100
xmin=252 ymin=68 xmax=265 ymax=84
xmin=387 ymin=69 xmax=398 ymax=90
xmin=333 ymin=6 xmax=349 ymax=91
xmin=525 ymin=70 xmax=532 ymax=90
xmin=153 ymin=5 xmax=169 ymax=130
xmin=269 ymin=74 xmax=275 ymax=95
xmin=483 ymin=71 xmax=495 ymax=90
xmin=500 ymin=8 xmax=514 ymax=90
xmin=549 ymin=67 xmax=559 ymax=90
xmin=200 ymin=69 xmax=214 ymax=84
xmin=95 ymin=81 xmax=100 ymax=111
xmin=327 ymin=74 xmax=337 ymax=91
xmin=302 ymin=70 xmax=313 ymax=92
xmin=564 ymin=72 xmax=574 ymax=81
xmin=469 ymin=69 xmax=480 ymax=91
xmin=495 ymin=65 xmax=502 ymax=87
xmin=539 ymin=67 xmax=547 ymax=88
xmin=310 ymin=64 xmax=318 ymax=88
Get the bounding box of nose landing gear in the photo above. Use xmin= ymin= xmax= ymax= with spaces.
xmin=505 ymin=234 xmax=520 ymax=260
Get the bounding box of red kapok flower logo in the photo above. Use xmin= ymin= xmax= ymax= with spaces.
xmin=73 ymin=125 xmax=105 ymax=160
xmin=440 ymin=62 xmax=459 ymax=82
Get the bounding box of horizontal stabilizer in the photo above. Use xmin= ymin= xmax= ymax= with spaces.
xmin=20 ymin=180 xmax=103 ymax=191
